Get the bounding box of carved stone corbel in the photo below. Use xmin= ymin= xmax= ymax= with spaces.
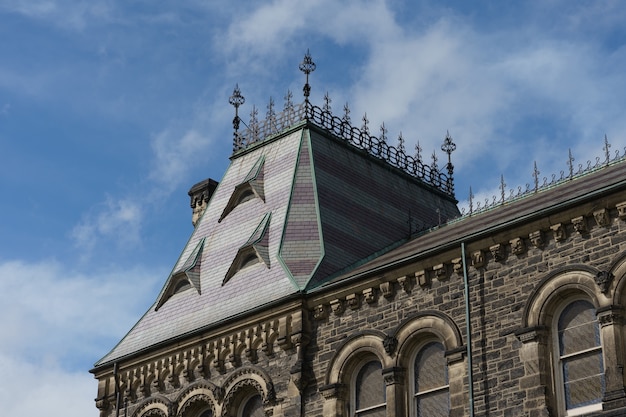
xmin=510 ymin=237 xmax=526 ymax=255
xmin=433 ymin=263 xmax=448 ymax=280
xmin=472 ymin=250 xmax=485 ymax=268
xmin=330 ymin=299 xmax=345 ymax=316
xmin=379 ymin=281 xmax=394 ymax=298
xmin=415 ymin=270 xmax=429 ymax=288
xmin=551 ymin=223 xmax=566 ymax=242
xmin=594 ymin=208 xmax=610 ymax=227
xmin=363 ymin=288 xmax=376 ymax=304
xmin=529 ymin=230 xmax=544 ymax=249
xmin=490 ymin=244 xmax=504 ymax=262
xmin=572 ymin=216 xmax=587 ymax=234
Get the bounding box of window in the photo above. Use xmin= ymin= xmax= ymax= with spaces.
xmin=239 ymin=394 xmax=264 ymax=417
xmin=412 ymin=341 xmax=449 ymax=417
xmin=555 ymin=299 xmax=604 ymax=415
xmin=353 ymin=360 xmax=386 ymax=417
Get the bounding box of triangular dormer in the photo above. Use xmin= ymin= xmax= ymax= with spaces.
xmin=155 ymin=237 xmax=205 ymax=310
xmin=223 ymin=212 xmax=271 ymax=285
xmin=219 ymin=156 xmax=265 ymax=222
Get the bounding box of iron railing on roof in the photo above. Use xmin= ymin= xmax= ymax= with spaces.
xmin=232 ymin=99 xmax=454 ymax=197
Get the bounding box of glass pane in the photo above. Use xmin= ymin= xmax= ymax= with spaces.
xmin=416 ymin=389 xmax=449 ymax=417
xmin=242 ymin=394 xmax=264 ymax=417
xmin=356 ymin=404 xmax=386 ymax=417
xmin=564 ymin=372 xmax=604 ymax=409
xmin=356 ymin=361 xmax=385 ymax=410
xmin=558 ymin=300 xmax=600 ymax=355
xmin=415 ymin=342 xmax=447 ymax=392
xmin=563 ymin=351 xmax=603 ymax=382
xmin=199 ymin=410 xmax=213 ymax=417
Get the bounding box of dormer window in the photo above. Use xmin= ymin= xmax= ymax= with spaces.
xmin=219 ymin=156 xmax=265 ymax=222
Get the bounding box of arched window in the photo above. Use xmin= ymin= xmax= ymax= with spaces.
xmin=352 ymin=359 xmax=386 ymax=417
xmin=199 ymin=409 xmax=213 ymax=417
xmin=412 ymin=341 xmax=449 ymax=417
xmin=554 ymin=298 xmax=604 ymax=415
xmin=239 ymin=393 xmax=264 ymax=417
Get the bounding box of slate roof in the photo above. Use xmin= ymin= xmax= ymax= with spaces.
xmin=322 ymin=156 xmax=626 ymax=288
xmin=95 ymin=122 xmax=460 ymax=367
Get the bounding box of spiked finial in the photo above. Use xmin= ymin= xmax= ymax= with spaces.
xmin=500 ymin=174 xmax=506 ymax=203
xmin=533 ymin=161 xmax=540 ymax=192
xmin=441 ymin=131 xmax=456 ymax=193
xmin=342 ymin=103 xmax=351 ymax=124
xmin=323 ymin=92 xmax=332 ymax=113
xmin=229 ymin=84 xmax=245 ymax=150
xmin=567 ymin=148 xmax=575 ymax=178
xmin=299 ymin=49 xmax=316 ymax=101
xmin=604 ymin=134 xmax=611 ymax=165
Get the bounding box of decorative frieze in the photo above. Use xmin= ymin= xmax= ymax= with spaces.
xmin=617 ymin=202 xmax=626 ymax=220
xmin=363 ymin=288 xmax=376 ymax=304
xmin=510 ymin=237 xmax=526 ymax=255
xmin=397 ymin=275 xmax=413 ymax=293
xmin=572 ymin=216 xmax=587 ymax=234
xmin=380 ymin=281 xmax=395 ymax=298
xmin=529 ymin=230 xmax=544 ymax=249
xmin=433 ymin=263 xmax=448 ymax=280
xmin=551 ymin=223 xmax=566 ymax=242
xmin=490 ymin=244 xmax=504 ymax=262
xmin=415 ymin=270 xmax=430 ymax=288
xmin=330 ymin=299 xmax=345 ymax=316
xmin=594 ymin=208 xmax=610 ymax=227
xmin=472 ymin=250 xmax=485 ymax=269
xmin=346 ymin=293 xmax=360 ymax=310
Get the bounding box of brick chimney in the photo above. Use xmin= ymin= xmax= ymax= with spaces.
xmin=188 ymin=178 xmax=218 ymax=227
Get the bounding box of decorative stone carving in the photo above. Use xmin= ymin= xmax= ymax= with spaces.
xmin=433 ymin=263 xmax=448 ymax=280
xmin=319 ymin=383 xmax=346 ymax=400
xmin=551 ymin=223 xmax=566 ymax=242
xmin=490 ymin=244 xmax=504 ymax=262
xmin=383 ymin=335 xmax=398 ymax=356
xmin=382 ymin=367 xmax=404 ymax=385
xmin=313 ymin=304 xmax=328 ymax=320
xmin=529 ymin=230 xmax=544 ymax=248
xmin=597 ymin=308 xmax=622 ymax=327
xmin=472 ymin=250 xmax=485 ymax=268
xmin=379 ymin=281 xmax=394 ymax=298
xmin=452 ymin=258 xmax=464 ymax=275
xmin=397 ymin=275 xmax=413 ymax=293
xmin=572 ymin=216 xmax=587 ymax=234
xmin=594 ymin=208 xmax=610 ymax=227
xmin=617 ymin=202 xmax=626 ymax=220
xmin=510 ymin=238 xmax=526 ymax=255
xmin=514 ymin=326 xmax=548 ymax=344
xmin=595 ymin=270 xmax=615 ymax=294
xmin=363 ymin=288 xmax=376 ymax=304
xmin=415 ymin=270 xmax=429 ymax=288
xmin=330 ymin=299 xmax=344 ymax=316
xmin=346 ymin=293 xmax=360 ymax=310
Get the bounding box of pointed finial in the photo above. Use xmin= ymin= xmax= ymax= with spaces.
xmin=533 ymin=161 xmax=540 ymax=192
xmin=441 ymin=130 xmax=456 ymax=192
xmin=323 ymin=92 xmax=332 ymax=113
xmin=342 ymin=102 xmax=351 ymax=124
xmin=299 ymin=49 xmax=316 ymax=101
xmin=284 ymin=90 xmax=293 ymax=111
xmin=415 ymin=141 xmax=422 ymax=162
xmin=469 ymin=186 xmax=474 ymax=215
xmin=500 ymin=174 xmax=506 ymax=203
xmin=604 ymin=134 xmax=611 ymax=165
xmin=361 ymin=113 xmax=369 ymax=134
xmin=397 ymin=132 xmax=405 ymax=153
xmin=229 ymin=84 xmax=245 ymax=150
xmin=567 ymin=148 xmax=575 ymax=178
xmin=380 ymin=122 xmax=388 ymax=144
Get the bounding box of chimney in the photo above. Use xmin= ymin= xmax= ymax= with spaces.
xmin=188 ymin=178 xmax=218 ymax=227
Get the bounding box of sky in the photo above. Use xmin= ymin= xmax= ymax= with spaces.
xmin=1 ymin=0 xmax=626 ymax=415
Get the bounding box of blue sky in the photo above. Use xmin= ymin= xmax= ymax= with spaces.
xmin=1 ymin=1 xmax=625 ymax=415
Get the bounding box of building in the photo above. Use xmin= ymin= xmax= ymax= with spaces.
xmin=91 ymin=53 xmax=626 ymax=417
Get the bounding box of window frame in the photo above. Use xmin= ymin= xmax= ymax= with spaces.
xmin=350 ymin=357 xmax=387 ymax=417
xmin=409 ymin=339 xmax=450 ymax=417
xmin=552 ymin=296 xmax=605 ymax=416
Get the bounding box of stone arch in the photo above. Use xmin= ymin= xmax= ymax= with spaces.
xmin=324 ymin=330 xmax=389 ymax=386
xmin=393 ymin=310 xmax=463 ymax=368
xmin=221 ymin=366 xmax=275 ymax=416
xmin=608 ymin=250 xmax=626 ymax=305
xmin=132 ymin=396 xmax=172 ymax=417
xmin=521 ymin=265 xmax=607 ymax=329
xmin=176 ymin=381 xmax=220 ymax=417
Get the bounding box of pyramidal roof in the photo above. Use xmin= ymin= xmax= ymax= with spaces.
xmin=95 ymin=53 xmax=460 ymax=366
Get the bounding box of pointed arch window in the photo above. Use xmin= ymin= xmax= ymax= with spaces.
xmin=555 ymin=298 xmax=604 ymax=415
xmin=352 ymin=360 xmax=386 ymax=417
xmin=412 ymin=341 xmax=449 ymax=417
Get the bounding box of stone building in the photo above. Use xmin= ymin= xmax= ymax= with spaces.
xmin=91 ymin=54 xmax=626 ymax=417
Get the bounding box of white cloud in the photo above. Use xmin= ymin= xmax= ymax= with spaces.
xmin=0 ymin=0 xmax=114 ymax=30
xmin=0 ymin=259 xmax=164 ymax=417
xmin=71 ymin=196 xmax=142 ymax=255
